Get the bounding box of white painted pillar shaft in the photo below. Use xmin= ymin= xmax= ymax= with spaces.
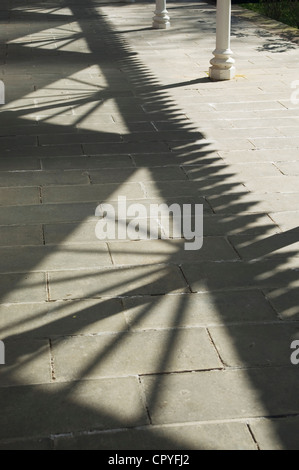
xmin=153 ymin=0 xmax=170 ymax=29
xmin=209 ymin=0 xmax=235 ymax=81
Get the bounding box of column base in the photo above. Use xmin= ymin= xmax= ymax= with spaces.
xmin=152 ymin=20 xmax=170 ymax=29
xmin=209 ymin=65 xmax=236 ymax=81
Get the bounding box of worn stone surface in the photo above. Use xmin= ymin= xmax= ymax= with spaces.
xmin=181 ymin=259 xmax=299 ymax=292
xmin=0 ymin=170 xmax=90 ymax=187
xmin=48 ymin=265 xmax=189 ymax=299
xmin=0 ymin=187 xmax=40 ymax=206
xmin=0 ymin=377 xmax=149 ymax=440
xmin=51 ymin=328 xmax=222 ymax=381
xmin=0 ymin=339 xmax=52 ymax=387
xmin=0 ymin=244 xmax=112 ymax=273
xmin=249 ymin=417 xmax=299 ymax=450
xmin=41 ymin=155 xmax=134 ymax=170
xmin=0 ymin=298 xmax=127 ymax=337
xmin=0 ymin=225 xmax=43 ymax=246
xmin=0 ymin=272 xmax=46 ymax=303
xmin=264 ymin=287 xmax=299 ymax=320
xmin=209 ymin=323 xmax=299 ymax=367
xmin=54 ymin=422 xmax=257 ymax=450
xmin=42 ymin=182 xmax=145 ymax=203
xmin=122 ymin=290 xmax=278 ymax=330
xmin=108 ymin=238 xmax=239 ymax=264
xmin=141 ymin=367 xmax=299 ymax=424
xmin=0 ymin=438 xmax=53 ymax=451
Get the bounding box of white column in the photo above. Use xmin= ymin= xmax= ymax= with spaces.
xmin=209 ymin=0 xmax=235 ymax=81
xmin=0 ymin=80 xmax=5 ymax=104
xmin=153 ymin=0 xmax=170 ymax=29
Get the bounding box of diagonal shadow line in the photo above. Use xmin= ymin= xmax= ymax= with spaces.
xmin=158 ymin=77 xmax=211 ymax=90
xmin=240 ymin=227 xmax=299 ymax=259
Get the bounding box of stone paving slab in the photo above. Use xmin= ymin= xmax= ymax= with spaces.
xmin=48 ymin=264 xmax=189 ymax=300
xmin=0 ymin=298 xmax=127 ymax=337
xmin=229 ymin=232 xmax=299 ymax=259
xmin=44 ymin=218 xmax=162 ymax=243
xmin=108 ymin=238 xmax=239 ymax=264
xmin=0 ymin=437 xmax=53 ymax=451
xmin=184 ymin=162 xmax=282 ymax=179
xmin=243 ymin=176 xmax=299 ymax=194
xmin=83 ymin=141 xmax=171 ymax=156
xmin=144 ymin=179 xmax=248 ymax=198
xmin=42 ymin=182 xmax=145 ymax=203
xmin=0 ymin=225 xmax=43 ymax=246
xmin=38 ymin=132 xmax=123 ymax=146
xmin=0 ymin=157 xmax=41 ymax=171
xmin=41 ymin=155 xmax=134 ymax=170
xmin=0 ymin=202 xmax=99 ymax=225
xmin=181 ymin=259 xmax=299 ymax=293
xmin=0 ymin=186 xmax=41 ymax=206
xmin=264 ymin=287 xmax=299 ymax=320
xmin=0 ymin=272 xmax=47 ymax=303
xmin=230 ymin=117 xmax=299 ymax=129
xmin=122 ymin=290 xmax=278 ymax=330
xmin=209 ymin=323 xmax=299 ymax=368
xmin=141 ymin=367 xmax=299 ymax=424
xmin=51 ymin=328 xmax=222 ymax=381
xmin=199 ymin=213 xmax=278 ymax=237
xmin=53 ymin=421 xmax=257 ymax=450
xmin=206 ymin=192 xmax=299 ymax=214
xmin=0 ymin=243 xmax=112 ymax=273
xmin=249 ymin=417 xmax=299 ymax=450
xmin=0 ymin=169 xmax=90 ymax=187
xmin=89 ymin=166 xmax=187 ymax=184
xmin=0 ymin=339 xmax=52 ymax=387
xmin=265 ymin=211 xmax=299 ymax=231
xmin=0 ymin=144 xmax=84 ymax=158
xmin=275 ymin=162 xmax=299 ymax=181
xmin=0 ymin=377 xmax=149 ymax=440
xmin=219 ymin=148 xmax=299 ymax=163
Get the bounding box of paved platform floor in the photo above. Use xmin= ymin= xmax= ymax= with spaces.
xmin=0 ymin=0 xmax=299 ymax=450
